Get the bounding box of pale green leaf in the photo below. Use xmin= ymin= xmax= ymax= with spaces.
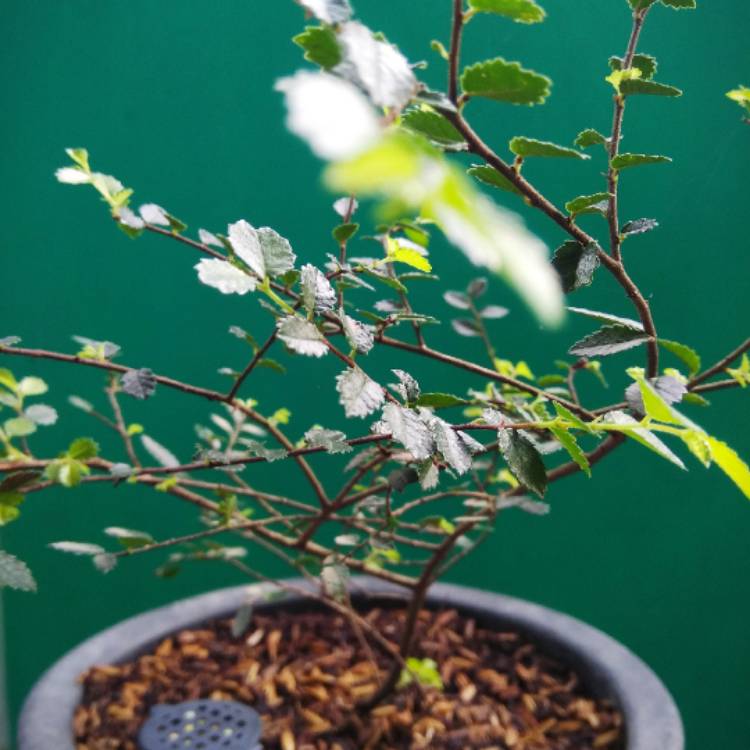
xmin=567 ymin=306 xmax=644 ymax=331
xmin=18 ymin=376 xmax=48 ymax=397
xmin=705 ymin=437 xmax=750 ymax=500
xmin=4 ymin=417 xmax=36 ymax=437
xmin=609 ymin=54 xmax=657 ymax=81
xmin=401 ymin=109 xmax=465 ymax=147
xmin=601 ymin=410 xmax=685 ymax=468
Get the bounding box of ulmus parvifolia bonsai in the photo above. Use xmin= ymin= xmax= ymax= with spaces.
xmin=2 ymin=0 xmax=749 ymax=711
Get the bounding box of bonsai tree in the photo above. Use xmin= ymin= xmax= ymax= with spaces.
xmin=1 ymin=0 xmax=748 ymax=713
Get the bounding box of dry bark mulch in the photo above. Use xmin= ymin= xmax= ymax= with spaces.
xmin=74 ymin=606 xmax=624 ymax=750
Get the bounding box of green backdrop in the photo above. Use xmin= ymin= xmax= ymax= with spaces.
xmin=2 ymin=1 xmax=748 ymax=747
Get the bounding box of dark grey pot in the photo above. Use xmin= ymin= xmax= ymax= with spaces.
xmin=18 ymin=579 xmax=684 ymax=750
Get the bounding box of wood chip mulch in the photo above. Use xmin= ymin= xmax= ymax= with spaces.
xmin=73 ymin=606 xmax=624 ymax=750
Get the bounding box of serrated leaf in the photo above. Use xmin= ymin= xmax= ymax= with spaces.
xmin=461 ymin=58 xmax=551 ymax=105
xmin=0 ymin=551 xmax=36 ymax=592
xmin=549 ymin=426 xmax=591 ymax=477
xmin=390 ymin=369 xmax=421 ymax=403
xmin=195 ymin=258 xmax=256 ymax=295
xmin=401 ymin=109 xmax=465 ymax=147
xmin=602 ymin=410 xmax=685 ymax=468
xmin=293 ymin=25 xmax=341 ymax=69
xmin=24 ymin=404 xmax=58 ymax=426
xmin=121 ymin=368 xmax=157 ymax=400
xmin=258 ymin=227 xmax=297 ymax=278
xmin=553 ymin=402 xmax=593 ymax=433
xmin=575 ymin=129 xmax=607 ymax=148
xmin=567 ymin=306 xmax=644 ymax=331
xmin=622 ymin=218 xmax=659 ymax=237
xmin=609 ymin=54 xmax=657 ymax=81
xmin=416 ymin=393 xmax=466 ymax=408
xmin=497 ymin=429 xmax=547 ymax=497
xmin=467 ymin=164 xmax=521 ymax=194
xmin=658 ymin=339 xmax=701 ymax=376
xmin=565 ymin=193 xmax=611 ymax=217
xmin=336 ymin=368 xmax=384 ymax=418
xmin=339 ymin=310 xmax=374 ymax=354
xmin=305 ymin=427 xmax=352 ymax=454
xmin=611 ymin=153 xmax=672 ymax=170
xmin=239 ymin=440 xmax=288 ymax=462
xmin=569 ymin=326 xmax=649 ymax=357
xmin=625 ymin=375 xmax=687 ymax=416
xmin=620 ymin=79 xmax=682 ymax=97
xmin=552 ymin=242 xmax=600 ymax=293
xmin=277 ymin=316 xmax=328 ymax=357
xmin=660 ymin=0 xmax=696 ymax=8
xmin=337 ymin=21 xmax=417 ymax=109
xmin=140 ymin=435 xmax=179 ymax=468
xmin=425 ymin=415 xmax=473 ymax=474
xmin=510 ymin=137 xmax=588 ymax=159
xmin=468 ymin=0 xmax=546 ymax=22
xmin=380 ymin=403 xmax=434 ymax=460
xmin=300 ymin=263 xmax=336 ymax=316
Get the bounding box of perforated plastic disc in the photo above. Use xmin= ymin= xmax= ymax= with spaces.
xmin=138 ymin=699 xmax=262 ymax=750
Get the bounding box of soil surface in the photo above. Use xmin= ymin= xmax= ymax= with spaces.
xmin=74 ymin=606 xmax=624 ymax=749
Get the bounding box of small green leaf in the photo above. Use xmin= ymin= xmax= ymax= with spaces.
xmin=727 ymin=86 xmax=750 ymax=114
xmin=104 ymin=527 xmax=154 ymax=550
xmin=726 ymin=353 xmax=750 ymax=387
xmin=569 ymin=326 xmax=649 ymax=357
xmin=0 ymin=493 xmax=24 ymax=526
xmin=65 ymin=147 xmax=90 ymax=171
xmin=620 ymin=79 xmax=682 ymax=97
xmin=0 ymin=369 xmax=18 ymax=392
xmin=552 ymin=242 xmax=600 ymax=293
xmin=658 ymin=339 xmax=701 ymax=376
xmin=292 ymin=26 xmax=342 ymax=69
xmin=550 ymin=427 xmax=591 ymax=477
xmin=553 ymin=402 xmax=593 ymax=434
xmin=18 ymin=376 xmax=48 ymax=397
xmin=467 ymin=0 xmax=546 ymax=23
xmin=387 ymin=243 xmax=432 ymax=273
xmin=4 ymin=417 xmax=36 ymax=438
xmin=574 ymin=129 xmax=607 ymax=149
xmin=416 ymin=393 xmax=467 ymax=409
xmin=401 ymin=109 xmax=465 ymax=147
xmin=68 ymin=437 xmax=99 ymax=460
xmin=332 ymin=222 xmax=359 ymax=243
xmin=460 ymin=58 xmax=551 ymax=105
xmin=660 ymin=0 xmax=696 ymax=8
xmin=467 ymin=164 xmax=521 ymax=194
xmin=510 ymin=137 xmax=588 ymax=159
xmin=601 ymin=410 xmax=685 ymax=468
xmin=611 ymin=153 xmax=672 ymax=170
xmin=398 ymin=657 xmax=444 ymax=690
xmin=564 ymin=193 xmax=611 ymax=217
xmin=497 ymin=429 xmax=547 ymax=497
xmin=0 ymin=551 xmax=36 ymax=592
xmin=609 ymin=54 xmax=658 ymax=81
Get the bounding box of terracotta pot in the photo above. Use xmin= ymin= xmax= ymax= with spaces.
xmin=18 ymin=578 xmax=684 ymax=749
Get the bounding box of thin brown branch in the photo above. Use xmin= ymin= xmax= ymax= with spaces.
xmin=690 ymin=337 xmax=750 ymax=387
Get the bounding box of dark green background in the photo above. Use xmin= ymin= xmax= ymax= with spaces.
xmin=2 ymin=1 xmax=748 ymax=747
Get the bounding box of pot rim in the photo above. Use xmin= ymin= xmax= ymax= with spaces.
xmin=17 ymin=578 xmax=684 ymax=750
